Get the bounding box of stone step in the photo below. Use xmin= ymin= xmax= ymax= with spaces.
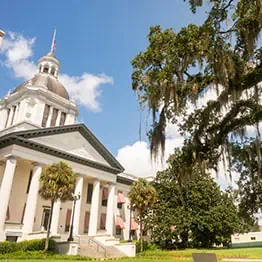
xmin=79 ymin=243 xmax=125 ymax=259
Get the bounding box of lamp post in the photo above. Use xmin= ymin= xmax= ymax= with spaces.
xmin=128 ymin=204 xmax=133 ymax=242
xmin=67 ymin=193 xmax=80 ymax=242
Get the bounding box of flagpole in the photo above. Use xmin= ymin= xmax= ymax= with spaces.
xmin=50 ymin=28 xmax=56 ymax=53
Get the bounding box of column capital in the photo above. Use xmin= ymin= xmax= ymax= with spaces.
xmin=108 ymin=182 xmax=116 ymax=186
xmin=32 ymin=162 xmax=44 ymax=168
xmin=5 ymin=155 xmax=18 ymax=162
xmin=92 ymin=178 xmax=100 ymax=183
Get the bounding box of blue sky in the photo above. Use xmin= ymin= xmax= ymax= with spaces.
xmin=0 ymin=0 xmax=208 ymax=177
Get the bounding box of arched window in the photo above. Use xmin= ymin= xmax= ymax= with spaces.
xmin=51 ymin=67 xmax=56 ymax=75
xmin=43 ymin=65 xmax=49 ymax=73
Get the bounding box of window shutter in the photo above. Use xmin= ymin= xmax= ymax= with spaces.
xmin=50 ymin=108 xmax=58 ymax=127
xmin=65 ymin=209 xmax=72 ymax=232
xmin=84 ymin=211 xmax=90 ymax=233
xmin=41 ymin=104 xmax=50 ymax=127
xmin=59 ymin=112 xmax=66 ymax=126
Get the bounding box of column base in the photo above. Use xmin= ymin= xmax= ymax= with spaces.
xmin=0 ymin=231 xmax=6 ymax=242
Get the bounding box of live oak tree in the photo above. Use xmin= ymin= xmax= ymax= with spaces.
xmin=232 ymin=138 xmax=262 ymax=227
xmin=128 ymin=178 xmax=157 ymax=252
xmin=131 ymin=0 xmax=262 ymax=173
xmin=39 ymin=161 xmax=76 ymax=251
xmin=148 ymin=154 xmax=240 ymax=248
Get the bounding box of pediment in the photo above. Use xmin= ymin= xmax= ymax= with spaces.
xmin=14 ymin=124 xmax=124 ymax=171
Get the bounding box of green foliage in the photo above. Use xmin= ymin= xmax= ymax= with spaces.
xmin=131 ymin=0 xmax=262 ymax=174
xmin=0 ymin=250 xmax=92 ymax=260
xmin=135 ymin=240 xmax=159 ymax=253
xmin=231 ymin=138 xmax=262 ymax=228
xmin=39 ymin=161 xmax=76 ymax=251
xmin=147 ymin=155 xmax=240 ymax=249
xmin=39 ymin=161 xmax=76 ymax=202
xmin=128 ymin=178 xmax=157 ymax=252
xmin=0 ymin=239 xmax=56 ymax=254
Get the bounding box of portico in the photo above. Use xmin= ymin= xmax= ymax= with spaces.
xmin=0 ymin=45 xmax=137 ymax=254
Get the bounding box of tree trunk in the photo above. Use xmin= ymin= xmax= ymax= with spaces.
xmin=44 ymin=200 xmax=54 ymax=252
xmin=140 ymin=220 xmax=143 ymax=252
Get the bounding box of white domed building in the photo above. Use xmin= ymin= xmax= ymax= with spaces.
xmin=0 ymin=36 xmax=137 ymax=257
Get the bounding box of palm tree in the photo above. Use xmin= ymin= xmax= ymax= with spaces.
xmin=128 ymin=178 xmax=157 ymax=252
xmin=39 ymin=161 xmax=76 ymax=251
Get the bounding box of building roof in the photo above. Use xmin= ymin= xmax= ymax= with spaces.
xmin=12 ymin=74 xmax=70 ymax=100
xmin=0 ymin=124 xmax=125 ymax=175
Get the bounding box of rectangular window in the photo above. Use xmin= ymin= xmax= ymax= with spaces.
xmin=100 ymin=213 xmax=106 ymax=230
xmin=41 ymin=104 xmax=50 ymax=127
xmin=251 ymin=237 xmax=256 ymax=240
xmin=59 ymin=112 xmax=67 ymax=126
xmin=86 ymin=184 xmax=93 ymax=204
xmin=10 ymin=106 xmax=17 ymax=126
xmin=117 ymin=203 xmax=123 ymax=209
xmin=4 ymin=108 xmax=10 ymax=128
xmin=21 ymin=204 xmax=26 ymax=224
xmin=65 ymin=209 xmax=72 ymax=232
xmin=26 ymin=170 xmax=33 ymax=194
xmin=5 ymin=206 xmax=10 ymax=221
xmin=50 ymin=108 xmax=58 ymax=127
xmin=6 ymin=236 xmax=18 ymax=242
xmin=102 ymin=188 xmax=108 ymax=207
xmin=116 ymin=226 xmax=122 ymax=235
xmin=84 ymin=211 xmax=90 ymax=233
xmin=41 ymin=207 xmax=51 ymax=231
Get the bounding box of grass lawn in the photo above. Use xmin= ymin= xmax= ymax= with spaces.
xmin=2 ymin=248 xmax=262 ymax=262
xmin=140 ymin=248 xmax=262 ymax=259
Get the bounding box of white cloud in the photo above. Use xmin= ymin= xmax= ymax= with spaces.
xmin=60 ymin=73 xmax=113 ymax=112
xmin=0 ymin=32 xmax=113 ymax=111
xmin=116 ymin=123 xmax=184 ymax=178
xmin=0 ymin=32 xmax=37 ymax=79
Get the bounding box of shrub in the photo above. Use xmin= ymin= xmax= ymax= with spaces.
xmin=135 ymin=240 xmax=159 ymax=253
xmin=0 ymin=250 xmax=92 ymax=260
xmin=0 ymin=239 xmax=56 ymax=254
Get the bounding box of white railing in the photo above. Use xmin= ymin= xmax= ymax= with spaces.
xmin=88 ymin=238 xmax=107 ymax=258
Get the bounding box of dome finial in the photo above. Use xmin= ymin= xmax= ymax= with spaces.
xmin=50 ymin=28 xmax=56 ymax=53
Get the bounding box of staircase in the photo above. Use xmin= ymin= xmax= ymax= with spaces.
xmin=78 ymin=232 xmax=126 ymax=259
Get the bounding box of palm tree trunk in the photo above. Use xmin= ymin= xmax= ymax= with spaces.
xmin=140 ymin=220 xmax=143 ymax=252
xmin=44 ymin=200 xmax=54 ymax=252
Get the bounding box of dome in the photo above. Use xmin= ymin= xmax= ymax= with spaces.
xmin=38 ymin=52 xmax=60 ymax=66
xmin=12 ymin=74 xmax=70 ymax=100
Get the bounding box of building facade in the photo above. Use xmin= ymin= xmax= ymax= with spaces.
xmin=0 ymin=49 xmax=138 ymax=246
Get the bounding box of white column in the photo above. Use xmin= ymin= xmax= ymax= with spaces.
xmin=0 ymin=156 xmax=17 ymax=240
xmin=46 ymin=107 xmax=53 ymax=127
xmin=0 ymin=108 xmax=8 ymax=130
xmin=55 ymin=110 xmax=62 ymax=126
xmin=50 ymin=200 xmax=61 ymax=235
xmin=106 ymin=183 xmax=116 ymax=236
xmin=88 ymin=179 xmax=100 ymax=236
xmin=72 ymin=176 xmax=84 ymax=235
xmin=22 ymin=163 xmax=42 ymax=233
